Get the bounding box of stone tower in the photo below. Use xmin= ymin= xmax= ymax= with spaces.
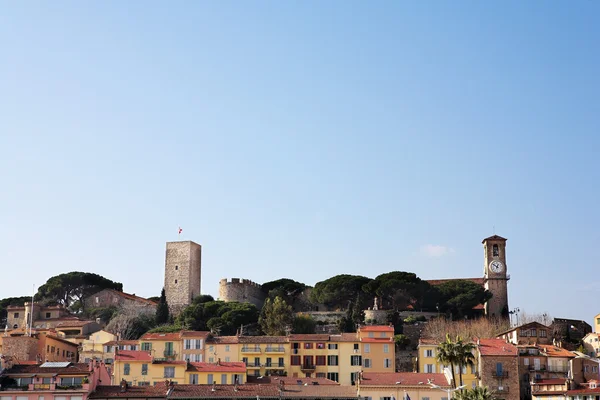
xmin=482 ymin=235 xmax=509 ymax=318
xmin=164 ymin=241 xmax=202 ymax=315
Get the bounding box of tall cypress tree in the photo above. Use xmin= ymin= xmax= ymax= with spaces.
xmin=155 ymin=288 xmax=170 ymax=325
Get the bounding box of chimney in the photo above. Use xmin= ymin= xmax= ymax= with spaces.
xmin=120 ymin=379 xmax=128 ymax=393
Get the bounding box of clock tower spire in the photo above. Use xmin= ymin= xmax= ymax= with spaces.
xmin=482 ymin=235 xmax=509 ymax=318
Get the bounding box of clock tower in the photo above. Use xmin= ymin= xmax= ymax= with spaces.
xmin=482 ymin=235 xmax=509 ymax=318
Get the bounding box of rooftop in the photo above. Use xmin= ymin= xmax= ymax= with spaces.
xmin=139 ymin=332 xmax=181 ymax=341
xmin=186 ymin=362 xmax=246 ymax=373
xmin=115 ymin=350 xmax=152 ymax=362
xmin=477 ymin=338 xmax=518 ymax=356
xmin=1 ymin=362 xmax=91 ymax=375
xmin=359 ymin=325 xmax=394 ymax=332
xmin=360 ymin=372 xmax=450 ymax=387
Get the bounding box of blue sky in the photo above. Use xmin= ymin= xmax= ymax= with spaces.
xmin=1 ymin=2 xmax=599 ymax=326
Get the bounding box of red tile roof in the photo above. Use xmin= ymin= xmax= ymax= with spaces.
xmin=237 ymin=336 xmax=287 ymax=344
xmin=539 ymin=345 xmax=575 ymax=358
xmin=169 ymin=383 xmax=357 ymax=398
xmin=419 ymin=338 xmax=439 ymax=345
xmin=55 ymin=320 xmax=97 ymax=328
xmin=180 ymin=331 xmax=211 ymax=338
xmin=567 ymin=388 xmax=600 ymax=395
xmin=101 ymin=289 xmax=158 ymax=306
xmin=91 ymin=384 xmax=168 ymax=398
xmin=115 ymin=350 xmax=152 ymax=362
xmin=2 ymin=363 xmax=91 ymax=375
xmin=206 ymin=336 xmax=239 ymax=344
xmin=361 ymin=337 xmax=394 ymax=343
xmin=104 ymin=340 xmax=139 ymax=346
xmin=477 ymin=338 xmax=518 ymax=356
xmin=360 ymin=372 xmax=450 ymax=387
xmin=359 ymin=325 xmax=394 ymax=332
xmin=140 ymin=332 xmax=181 ymax=341
xmin=186 ymin=362 xmax=246 ymax=373
xmin=288 ymin=334 xmax=330 ymax=341
xmin=246 ymin=376 xmax=339 ymax=385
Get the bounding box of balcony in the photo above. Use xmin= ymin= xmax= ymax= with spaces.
xmin=528 ymin=365 xmax=546 ymax=372
xmin=265 ymin=363 xmax=285 ymax=369
xmin=241 ymin=347 xmax=262 ymax=354
xmin=546 ymin=365 xmax=568 ymax=373
xmin=245 ymin=363 xmax=261 ymax=369
xmin=163 ymin=350 xmax=178 ymax=359
xmin=301 ymin=364 xmax=316 ymax=372
xmin=1 ymin=384 xmax=89 ymax=392
xmin=493 ymin=371 xmax=509 ymax=378
xmin=265 ymin=347 xmax=285 ymax=353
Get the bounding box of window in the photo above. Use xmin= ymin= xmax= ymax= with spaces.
xmin=14 ymin=313 xmax=19 ymax=318
xmin=165 ymin=342 xmax=174 ymax=356
xmin=327 ymin=355 xmax=339 ymax=366
xmin=225 ymin=357 xmax=230 ymax=362
xmin=539 ymin=330 xmax=547 ymax=338
xmin=221 ymin=374 xmax=227 ymax=384
xmin=364 ymin=358 xmax=372 ymax=368
xmin=383 ymin=344 xmax=389 ymax=353
xmin=141 ymin=342 xmax=152 ymax=351
xmin=304 ymin=343 xmax=313 ymax=349
xmin=141 ymin=364 xmax=148 ymax=375
xmin=364 ymin=344 xmax=370 ymax=353
xmin=531 ymin=329 xmax=537 ymax=336
xmin=138 ymin=382 xmax=150 ymax=387
xmin=61 ymin=377 xmax=82 ymax=386
xmin=164 ymin=367 xmax=175 ymax=378
xmin=384 ymin=358 xmax=392 ymax=368
xmin=327 ymin=372 xmax=339 ymax=382
xmin=423 ymin=397 xmax=431 ymax=400
xmin=317 ymin=343 xmax=325 ymax=349
xmin=350 ymin=355 xmax=362 ymax=366
xmin=585 ymin=365 xmax=590 ymax=373
xmin=328 ymin=344 xmax=338 ymax=350
xmin=354 ymin=343 xmax=359 ymax=351
xmin=175 ymin=265 xmax=178 ymax=270
xmin=381 ymin=332 xmax=386 ymax=338
xmin=206 ymin=373 xmax=213 ymax=384
xmin=46 ymin=312 xmax=51 ymax=318
xmin=209 ymin=345 xmax=214 ymax=352
xmin=593 ymin=366 xmax=598 ymax=373
xmin=316 ymin=373 xmax=326 ymax=378
xmin=316 ymin=356 xmax=326 ymax=366
xmin=279 ymin=357 xmax=284 ymax=367
xmin=291 ymin=356 xmax=301 ymax=366
xmin=425 ymin=349 xmax=434 ymax=357
xmin=225 ymin=345 xmax=230 ymax=352
xmin=368 ymin=332 xmax=374 ymax=338
xmin=524 ymin=358 xmax=529 ymax=366
xmin=175 ymin=280 xmax=177 ymax=284
xmin=123 ymin=363 xmax=130 ymax=375
xmin=185 ymin=339 xmax=192 ymax=350
xmin=426 ymin=364 xmax=434 ymax=373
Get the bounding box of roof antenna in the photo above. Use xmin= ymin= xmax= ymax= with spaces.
xmin=493 ymin=225 xmax=495 ymax=235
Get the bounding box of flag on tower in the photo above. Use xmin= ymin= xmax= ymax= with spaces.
xmin=178 ymin=227 xmax=182 ymax=236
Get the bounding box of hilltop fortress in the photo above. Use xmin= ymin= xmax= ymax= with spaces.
xmin=164 ymin=235 xmax=510 ymax=318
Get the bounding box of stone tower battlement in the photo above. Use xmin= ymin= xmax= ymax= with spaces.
xmin=164 ymin=241 xmax=202 ymax=315
xmin=218 ymin=278 xmax=266 ymax=309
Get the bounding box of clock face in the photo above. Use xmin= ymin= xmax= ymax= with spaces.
xmin=489 ymin=260 xmax=504 ymax=273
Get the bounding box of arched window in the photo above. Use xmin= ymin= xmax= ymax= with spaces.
xmin=493 ymin=244 xmax=499 ymax=257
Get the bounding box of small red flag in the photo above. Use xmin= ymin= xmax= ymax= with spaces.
xmin=178 ymin=227 xmax=182 ymax=234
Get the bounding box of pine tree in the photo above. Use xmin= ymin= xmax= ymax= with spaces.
xmin=155 ymin=288 xmax=170 ymax=325
xmin=259 ymin=296 xmax=293 ymax=336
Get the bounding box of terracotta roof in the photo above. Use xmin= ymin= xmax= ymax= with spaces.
xmin=360 ymin=372 xmax=450 ymax=387
xmin=333 ymin=333 xmax=359 ymax=342
xmin=477 ymin=338 xmax=518 ymax=356
xmin=91 ymin=384 xmax=167 ymax=398
xmin=482 ymin=235 xmax=507 ymax=242
xmin=2 ymin=363 xmax=91 ymax=375
xmin=567 ymin=388 xmax=600 ymax=395
xmin=237 ymin=336 xmax=287 ymax=344
xmin=361 ymin=337 xmax=393 ymax=343
xmin=419 ymin=338 xmax=439 ymax=346
xmin=533 ymin=379 xmax=567 ymax=385
xmin=169 ymin=383 xmax=357 ymax=398
xmin=539 ymin=345 xmax=575 ymax=358
xmin=151 ymin=360 xmax=187 ymax=365
xmin=532 ymin=391 xmax=568 ymax=396
xmin=426 ymin=278 xmax=485 ymax=286
xmin=98 ymin=289 xmax=158 ymax=306
xmin=246 ymin=376 xmax=339 ymax=385
xmin=140 ymin=332 xmax=181 ymax=341
xmin=288 ymin=334 xmax=330 ymax=341
xmin=115 ymin=350 xmax=152 ymax=362
xmin=180 ymin=331 xmax=211 ymax=338
xmin=207 ymin=336 xmax=239 ymax=344
xmin=55 ymin=320 xmax=97 ymax=327
xmin=186 ymin=362 xmax=246 ymax=373
xmin=497 ymin=322 xmax=550 ymax=336
xmin=104 ymin=340 xmax=139 ymax=346
xmin=359 ymin=325 xmax=394 ymax=332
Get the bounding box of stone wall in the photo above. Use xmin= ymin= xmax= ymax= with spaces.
xmin=364 ymin=310 xmax=389 ymax=325
xmin=164 ymin=241 xmax=202 ymax=315
xmin=219 ymin=278 xmax=266 ymax=309
xmin=2 ymin=335 xmax=39 ymax=362
xmin=479 ymin=354 xmax=520 ymax=400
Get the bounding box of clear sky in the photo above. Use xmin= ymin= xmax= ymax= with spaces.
xmin=1 ymin=2 xmax=599 ymax=326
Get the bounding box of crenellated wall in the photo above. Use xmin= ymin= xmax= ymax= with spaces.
xmin=218 ymin=278 xmax=267 ymax=309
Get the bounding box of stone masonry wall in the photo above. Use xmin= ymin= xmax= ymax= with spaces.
xmin=3 ymin=336 xmax=39 ymax=362
xmin=219 ymin=278 xmax=266 ymax=309
xmin=165 ymin=241 xmax=202 ymax=315
xmin=480 ymin=355 xmax=520 ymax=400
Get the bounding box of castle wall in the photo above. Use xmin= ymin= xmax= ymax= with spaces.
xmin=218 ymin=278 xmax=266 ymax=309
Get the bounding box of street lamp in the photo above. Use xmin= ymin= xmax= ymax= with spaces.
xmin=429 ymin=383 xmax=467 ymax=400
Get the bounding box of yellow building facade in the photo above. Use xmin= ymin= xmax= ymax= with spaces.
xmin=79 ymin=330 xmax=117 ymax=362
xmin=139 ymin=332 xmax=182 ymax=361
xmin=418 ymin=338 xmax=478 ymax=389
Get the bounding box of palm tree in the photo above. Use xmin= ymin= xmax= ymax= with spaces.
xmin=436 ymin=334 xmax=458 ymax=388
xmin=454 ymin=386 xmax=496 ymax=400
xmin=455 ymin=337 xmax=476 ymax=388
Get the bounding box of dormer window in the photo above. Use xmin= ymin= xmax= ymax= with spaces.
xmin=591 ymin=382 xmax=597 ymax=389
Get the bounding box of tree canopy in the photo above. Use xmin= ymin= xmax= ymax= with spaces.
xmin=259 ymin=296 xmax=294 ymax=336
xmin=35 ymin=272 xmax=122 ymax=311
xmin=436 ymin=280 xmax=492 ymax=318
xmin=155 ymin=288 xmax=170 ymax=325
xmin=177 ymin=300 xmax=259 ymax=335
xmin=310 ymin=274 xmax=372 ymax=310
xmin=362 ymin=271 xmax=434 ymax=310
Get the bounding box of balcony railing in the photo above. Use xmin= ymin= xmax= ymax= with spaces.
xmin=241 ymin=347 xmax=262 ymax=353
xmin=546 ymin=365 xmax=568 ymax=372
xmin=163 ymin=350 xmax=177 ymax=359
xmin=265 ymin=347 xmax=285 ymax=353
xmin=301 ymin=364 xmax=316 ymax=371
xmin=493 ymin=371 xmax=509 ymax=378
xmin=1 ymin=384 xmax=89 ymax=392
xmin=495 ymin=386 xmax=509 ymax=393
xmin=265 ymin=363 xmax=285 ymax=368
xmin=528 ymin=365 xmax=546 ymax=372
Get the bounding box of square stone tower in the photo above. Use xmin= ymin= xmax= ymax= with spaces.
xmin=482 ymin=235 xmax=509 ymax=318
xmin=164 ymin=241 xmax=202 ymax=315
